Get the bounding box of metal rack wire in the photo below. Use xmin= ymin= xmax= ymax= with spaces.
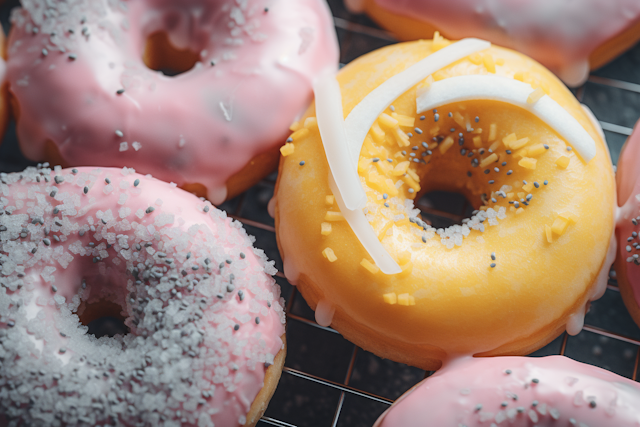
xmin=1 ymin=1 xmax=640 ymax=426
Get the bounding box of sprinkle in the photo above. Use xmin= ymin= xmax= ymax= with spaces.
xmin=42 ymin=48 xmax=48 ymax=56
xmin=54 ymin=175 xmax=64 ymax=184
xmin=475 ymin=404 xmax=483 ymax=411
xmin=255 ymin=317 xmax=260 ymax=324
xmin=566 ymin=146 xmax=572 ymax=151
xmin=543 ymin=144 xmax=549 ymax=149
xmin=145 ymin=207 xmax=155 ymax=214
xmin=116 ymin=88 xmax=125 ymax=95
xmin=544 ymin=180 xmax=549 ymax=185
xmin=51 ymin=285 xmax=57 ymax=292
xmin=589 ymin=401 xmax=596 ymax=408
xmin=491 ymin=252 xmax=496 ymax=260
xmin=505 ymin=369 xmax=512 ymax=375
xmin=210 ymin=60 xmax=216 ymax=66
xmin=240 ymin=252 xmax=245 ymax=259
xmin=501 ymin=401 xmax=508 ymax=407
xmin=532 ymin=378 xmax=540 ymax=384
xmin=68 ymin=53 xmax=77 ymax=60
xmin=83 ymin=186 xmax=89 ymax=194
xmin=507 ymin=170 xmax=513 ymax=175
xmin=233 ymin=324 xmax=240 ymax=331
xmin=490 ymin=263 xmax=496 ymax=268
xmin=322 ymin=247 xmax=338 ymax=262
xmin=43 ymin=238 xmax=51 ymax=246
xmin=204 ymin=205 xmax=210 ymax=213
xmin=475 ymin=116 xmax=479 ymax=123
xmin=133 ymin=179 xmax=140 ymax=187
xmin=299 ymin=161 xmax=305 ymax=166
xmin=105 ymin=178 xmax=111 ymax=184
xmin=59 ymin=348 xmax=67 ymax=354
xmin=115 ymin=130 xmax=124 ymax=138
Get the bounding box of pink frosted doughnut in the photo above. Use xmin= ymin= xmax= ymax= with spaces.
xmin=0 ymin=166 xmax=286 ymax=426
xmin=616 ymin=121 xmax=640 ymax=330
xmin=7 ymin=0 xmax=339 ymax=204
xmin=345 ymin=0 xmax=640 ymax=86
xmin=375 ymin=356 xmax=640 ymax=427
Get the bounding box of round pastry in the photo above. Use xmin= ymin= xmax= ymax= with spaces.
xmin=615 ymin=120 xmax=640 ymax=329
xmin=272 ymin=37 xmax=616 ymax=370
xmin=0 ymin=166 xmax=286 ymax=426
xmin=374 ymin=355 xmax=640 ymax=427
xmin=344 ymin=0 xmax=640 ymax=86
xmin=6 ymin=0 xmax=339 ymax=205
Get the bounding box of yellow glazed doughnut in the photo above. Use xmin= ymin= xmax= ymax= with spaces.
xmin=272 ymin=37 xmax=615 ymax=370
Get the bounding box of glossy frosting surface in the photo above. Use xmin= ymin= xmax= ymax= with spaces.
xmin=0 ymin=166 xmax=285 ymax=426
xmin=376 ymin=356 xmax=640 ymax=427
xmin=617 ymin=121 xmax=640 ymax=311
xmin=7 ymin=0 xmax=339 ymax=204
xmin=368 ymin=0 xmax=640 ymax=86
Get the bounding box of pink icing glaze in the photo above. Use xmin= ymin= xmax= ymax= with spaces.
xmin=0 ymin=166 xmax=285 ymax=426
xmin=361 ymin=0 xmax=640 ymax=86
xmin=617 ymin=121 xmax=640 ymax=314
xmin=376 ymin=356 xmax=640 ymax=427
xmin=7 ymin=0 xmax=339 ymax=204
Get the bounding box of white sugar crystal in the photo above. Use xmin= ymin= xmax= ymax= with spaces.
xmin=119 ymin=142 xmax=129 ymax=151
xmin=118 ymin=193 xmax=128 ymax=205
xmin=132 ymin=141 xmax=142 ymax=151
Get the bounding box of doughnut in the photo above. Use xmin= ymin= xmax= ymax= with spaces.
xmin=374 ymin=355 xmax=640 ymax=426
xmin=0 ymin=166 xmax=286 ymax=426
xmin=344 ymin=0 xmax=640 ymax=86
xmin=615 ymin=120 xmax=640 ymax=329
xmin=6 ymin=0 xmax=339 ymax=205
xmin=272 ymin=37 xmax=616 ymax=370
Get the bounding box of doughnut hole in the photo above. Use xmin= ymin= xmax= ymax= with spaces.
xmin=142 ymin=31 xmax=200 ymax=76
xmin=79 ymin=300 xmax=129 ymax=338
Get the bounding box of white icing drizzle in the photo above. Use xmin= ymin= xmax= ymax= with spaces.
xmin=315 ymin=299 xmax=336 ymax=327
xmin=344 ymin=38 xmax=491 ymax=173
xmin=283 ymin=256 xmax=300 ymax=286
xmin=314 ymin=39 xmax=490 ymax=274
xmin=314 ymin=71 xmax=368 ymax=211
xmin=207 ymin=185 xmax=228 ymax=206
xmin=416 ymin=75 xmax=597 ymax=163
xmin=267 ymin=196 xmax=276 ymax=219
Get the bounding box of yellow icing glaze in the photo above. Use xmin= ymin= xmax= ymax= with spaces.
xmin=273 ymin=40 xmax=615 ymax=370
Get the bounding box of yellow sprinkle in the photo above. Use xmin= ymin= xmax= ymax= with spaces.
xmin=325 ymin=195 xmax=334 ymax=206
xmin=361 ymin=259 xmax=380 ymax=274
xmin=304 ymin=117 xmax=318 ymax=129
xmin=453 ymin=112 xmax=466 ymax=129
xmin=510 ymin=137 xmax=530 ymax=150
xmin=432 ymin=31 xmax=450 ymax=51
xmin=291 ymin=128 xmax=309 ymax=141
xmin=514 ymin=71 xmax=528 ymax=82
xmin=322 ymin=247 xmax=337 ymax=262
xmin=472 ymin=127 xmax=483 ymax=135
xmin=469 ymin=52 xmax=483 ymax=65
xmin=507 ymin=192 xmax=515 ymax=199
xmin=479 ymin=153 xmax=498 ymax=168
xmin=502 ymin=133 xmax=517 ymax=148
xmin=397 ymin=250 xmax=411 ymax=265
xmin=510 ymin=206 xmax=516 ymax=212
xmin=429 ymin=125 xmax=440 ymax=136
xmin=406 ymin=167 xmax=420 ymax=183
xmin=518 ymin=157 xmax=537 ymax=170
xmin=522 ymin=183 xmax=534 ymax=192
xmin=370 ymin=122 xmax=386 ymax=143
xmin=495 ymin=58 xmax=505 ymax=66
xmin=395 ymin=218 xmax=410 ymax=227
xmin=439 ymin=136 xmax=454 ymax=154
xmin=324 ymin=211 xmax=345 ymax=221
xmin=473 ymin=136 xmax=483 ymax=148
xmin=483 ymin=54 xmax=496 ymax=73
xmin=384 ymin=178 xmax=399 ymax=197
xmin=556 ymin=156 xmax=570 ymax=169
xmin=392 ymin=161 xmax=410 ymax=176
xmin=391 ymin=113 xmax=415 ymax=128
xmin=488 ymin=140 xmax=501 ymax=153
xmin=397 ymin=293 xmax=416 ymax=306
xmin=488 ymin=124 xmax=497 ymax=142
xmin=545 ymin=224 xmax=553 ymax=243
xmin=378 ymin=113 xmax=399 ymax=129
xmin=289 ymin=121 xmax=301 ymax=132
xmin=516 ymin=207 xmax=525 ymax=215
xmin=358 ymin=158 xmax=371 ymax=174
xmin=394 ymin=127 xmax=411 ymax=147
xmin=559 ymin=212 xmax=579 ymax=224
xmin=551 ymin=216 xmax=569 ymax=235
xmin=517 ymin=192 xmax=525 ymax=199
xmin=378 ymin=221 xmax=393 ymax=241
xmin=280 ymin=143 xmax=294 ymax=157
xmin=526 ymin=143 xmax=546 ymax=157
xmin=321 ymin=222 xmax=332 ymax=236
xmin=527 ymin=88 xmax=546 ymax=104
xmin=383 ymin=292 xmax=397 ymax=304
xmin=401 ymin=174 xmax=421 ymax=193
xmin=514 ymin=147 xmax=529 ymax=159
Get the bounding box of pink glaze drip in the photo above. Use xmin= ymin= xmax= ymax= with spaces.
xmin=376 ymin=356 xmax=640 ymax=427
xmin=7 ymin=0 xmax=339 ymax=204
xmin=616 ymin=121 xmax=640 ymax=313
xmin=0 ymin=166 xmax=285 ymax=426
xmin=370 ymin=0 xmax=640 ymax=86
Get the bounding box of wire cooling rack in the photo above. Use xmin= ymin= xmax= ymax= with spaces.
xmin=1 ymin=1 xmax=640 ymax=426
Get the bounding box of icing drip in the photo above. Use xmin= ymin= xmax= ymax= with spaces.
xmin=267 ymin=196 xmax=276 ymax=218
xmin=315 ymin=299 xmax=335 ymax=327
xmin=283 ymin=256 xmax=300 ymax=285
xmin=416 ymin=75 xmax=597 ymax=163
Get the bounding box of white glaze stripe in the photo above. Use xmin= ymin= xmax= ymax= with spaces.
xmin=344 ymin=38 xmax=492 ymax=178
xmin=417 ymin=75 xmax=597 ymax=162
xmin=314 ymin=72 xmax=368 ymax=210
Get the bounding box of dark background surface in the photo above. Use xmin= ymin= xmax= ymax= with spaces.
xmin=1 ymin=1 xmax=639 ymax=426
